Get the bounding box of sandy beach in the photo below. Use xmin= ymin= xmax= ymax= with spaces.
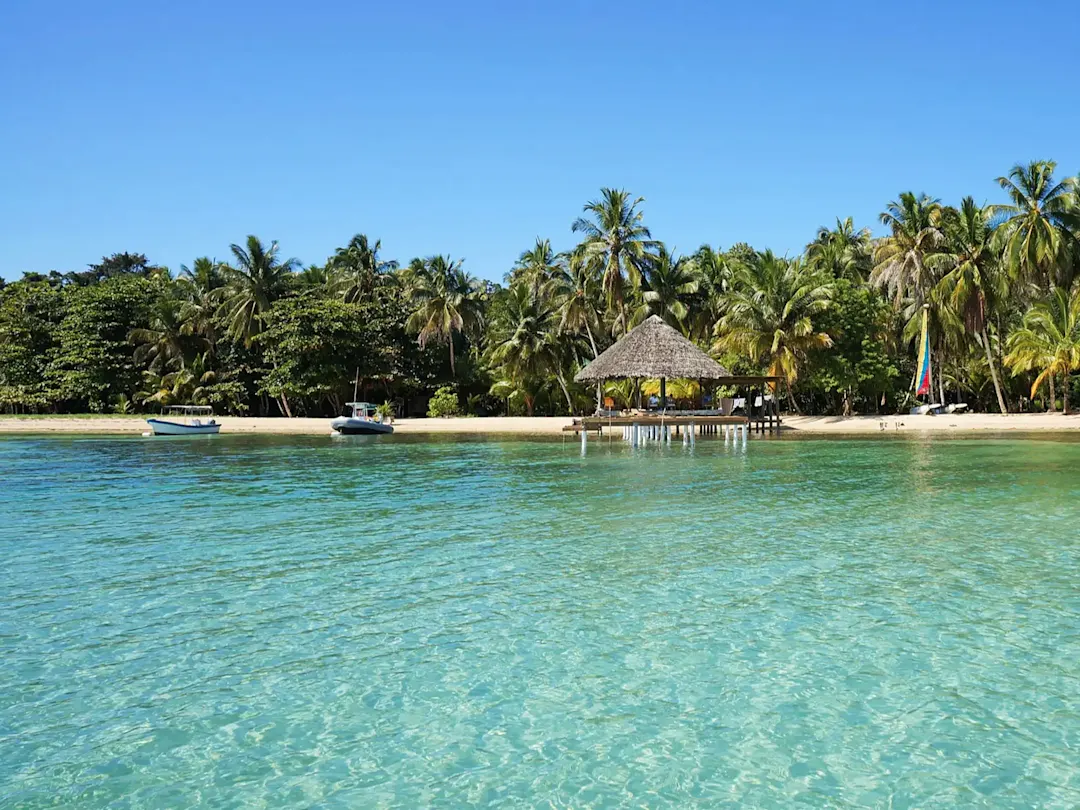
xmin=3 ymin=412 xmax=1080 ymax=435
xmin=0 ymin=416 xmax=575 ymax=435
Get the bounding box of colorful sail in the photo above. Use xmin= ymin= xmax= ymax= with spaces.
xmin=915 ymin=306 xmax=932 ymax=396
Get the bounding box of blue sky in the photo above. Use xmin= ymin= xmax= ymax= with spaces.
xmin=2 ymin=0 xmax=1079 ymax=281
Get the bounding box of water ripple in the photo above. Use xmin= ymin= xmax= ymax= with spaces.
xmin=1 ymin=434 xmax=1079 ymax=807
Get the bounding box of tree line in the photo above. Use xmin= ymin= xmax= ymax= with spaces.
xmin=2 ymin=160 xmax=1080 ymax=417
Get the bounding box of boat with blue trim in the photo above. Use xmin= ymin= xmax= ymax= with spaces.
xmin=146 ymin=405 xmax=220 ymax=436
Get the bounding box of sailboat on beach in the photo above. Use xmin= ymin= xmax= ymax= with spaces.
xmin=909 ymin=305 xmax=939 ymax=415
xmin=908 ymin=305 xmax=967 ymax=415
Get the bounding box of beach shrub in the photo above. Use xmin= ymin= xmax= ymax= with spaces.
xmin=427 ymin=386 xmax=459 ymax=417
xmin=375 ymin=400 xmax=395 ymax=422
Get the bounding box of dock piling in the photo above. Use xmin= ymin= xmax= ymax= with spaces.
xmin=567 ymin=414 xmax=751 ymax=452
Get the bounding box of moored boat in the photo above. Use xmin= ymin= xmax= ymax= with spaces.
xmin=331 ymin=402 xmax=394 ymax=435
xmin=146 ymin=405 xmax=220 ymax=436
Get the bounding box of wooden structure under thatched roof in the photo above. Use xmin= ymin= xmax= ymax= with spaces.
xmin=574 ymin=316 xmax=730 ymax=382
xmin=570 ymin=315 xmax=782 ymax=438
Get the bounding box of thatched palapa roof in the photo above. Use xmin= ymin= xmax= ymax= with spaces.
xmin=574 ymin=315 xmax=730 ymax=382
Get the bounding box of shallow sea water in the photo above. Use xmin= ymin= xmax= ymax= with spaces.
xmin=1 ymin=433 xmax=1079 ymax=808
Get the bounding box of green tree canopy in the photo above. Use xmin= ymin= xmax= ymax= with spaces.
xmin=46 ymin=275 xmax=157 ymax=411
xmin=0 ymin=280 xmax=64 ymax=410
xmin=258 ymin=291 xmax=395 ymax=415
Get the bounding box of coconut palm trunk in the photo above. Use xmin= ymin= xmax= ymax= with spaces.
xmin=978 ymin=327 xmax=1008 ymax=414
xmin=554 ymin=371 xmax=574 ymax=414
xmin=583 ymin=323 xmax=602 ymax=413
xmin=1049 ymin=374 xmax=1056 ymax=412
xmin=786 ymin=379 xmax=800 ymax=414
xmin=584 ymin=322 xmax=599 ymax=359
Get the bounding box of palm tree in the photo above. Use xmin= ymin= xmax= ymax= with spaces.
xmin=185 ymin=352 xmax=221 ymax=405
xmin=686 ymin=244 xmax=741 ymax=341
xmin=871 ymin=193 xmax=946 ymax=309
xmin=330 ymin=234 xmax=398 ymax=303
xmin=932 ymin=197 xmax=1009 ymax=413
xmin=136 ymin=369 xmax=173 ymax=407
xmin=136 ymin=353 xmax=214 ymax=409
xmin=713 ymin=252 xmax=833 ymax=412
xmin=806 ymin=217 xmax=872 ymax=280
xmin=396 ymin=256 xmax=427 ymax=290
xmin=872 ymin=193 xmax=952 ymax=402
xmin=602 ymin=379 xmax=637 ymax=410
xmin=989 ymin=161 xmax=1079 ymax=289
xmin=218 ymin=236 xmax=300 ymax=347
xmin=157 ymin=353 xmax=219 ymax=408
xmin=550 ymin=248 xmax=603 ymax=359
xmin=1005 ymin=286 xmax=1080 ymax=413
xmin=178 ymin=257 xmax=225 ymax=295
xmin=692 ymin=244 xmax=736 ymax=296
xmin=217 ymin=236 xmax=299 ymax=416
xmin=571 ymin=188 xmax=660 ymax=335
xmin=405 ymin=256 xmax=484 ymax=376
xmin=486 ymin=284 xmax=577 ymax=413
xmin=297 ymin=264 xmax=333 ymax=289
xmin=130 ymin=292 xmax=206 ymax=374
xmin=547 ymin=249 xmax=606 ymax=412
xmin=508 ymin=238 xmax=565 ymax=297
xmin=635 ymin=248 xmax=700 ymax=331
xmin=176 ymin=258 xmax=225 ymax=351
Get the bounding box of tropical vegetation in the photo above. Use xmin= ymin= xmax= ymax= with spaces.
xmin=3 ymin=160 xmax=1080 ymax=417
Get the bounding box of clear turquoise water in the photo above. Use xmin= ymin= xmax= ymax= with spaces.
xmin=2 ymin=434 xmax=1079 ymax=808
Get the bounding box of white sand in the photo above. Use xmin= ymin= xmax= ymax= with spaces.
xmin=2 ymin=412 xmax=1080 ymax=435
xmin=0 ymin=416 xmax=574 ymax=435
xmin=783 ymin=413 xmax=1080 ymax=432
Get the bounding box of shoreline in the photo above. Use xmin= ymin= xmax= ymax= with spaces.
xmin=2 ymin=413 xmax=1080 ymax=435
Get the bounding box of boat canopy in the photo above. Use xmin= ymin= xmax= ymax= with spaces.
xmin=162 ymin=405 xmax=214 ymax=415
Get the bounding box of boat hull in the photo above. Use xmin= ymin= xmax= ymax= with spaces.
xmin=330 ymin=417 xmax=394 ymax=435
xmin=146 ymin=419 xmax=221 ymax=436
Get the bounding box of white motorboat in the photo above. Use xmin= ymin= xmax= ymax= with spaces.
xmin=331 ymin=402 xmax=394 ymax=435
xmin=146 ymin=405 xmax=221 ymax=436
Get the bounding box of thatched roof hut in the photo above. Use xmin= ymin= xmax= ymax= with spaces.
xmin=574 ymin=315 xmax=730 ymax=382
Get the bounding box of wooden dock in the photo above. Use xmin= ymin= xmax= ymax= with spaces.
xmin=564 ymin=413 xmax=762 ymax=451
xmin=563 ymin=414 xmax=749 ymax=432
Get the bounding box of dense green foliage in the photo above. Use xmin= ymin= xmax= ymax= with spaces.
xmin=258 ymin=292 xmax=391 ymax=415
xmin=47 ymin=276 xmax=158 ymax=412
xmin=4 ymin=160 xmax=1080 ymax=416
